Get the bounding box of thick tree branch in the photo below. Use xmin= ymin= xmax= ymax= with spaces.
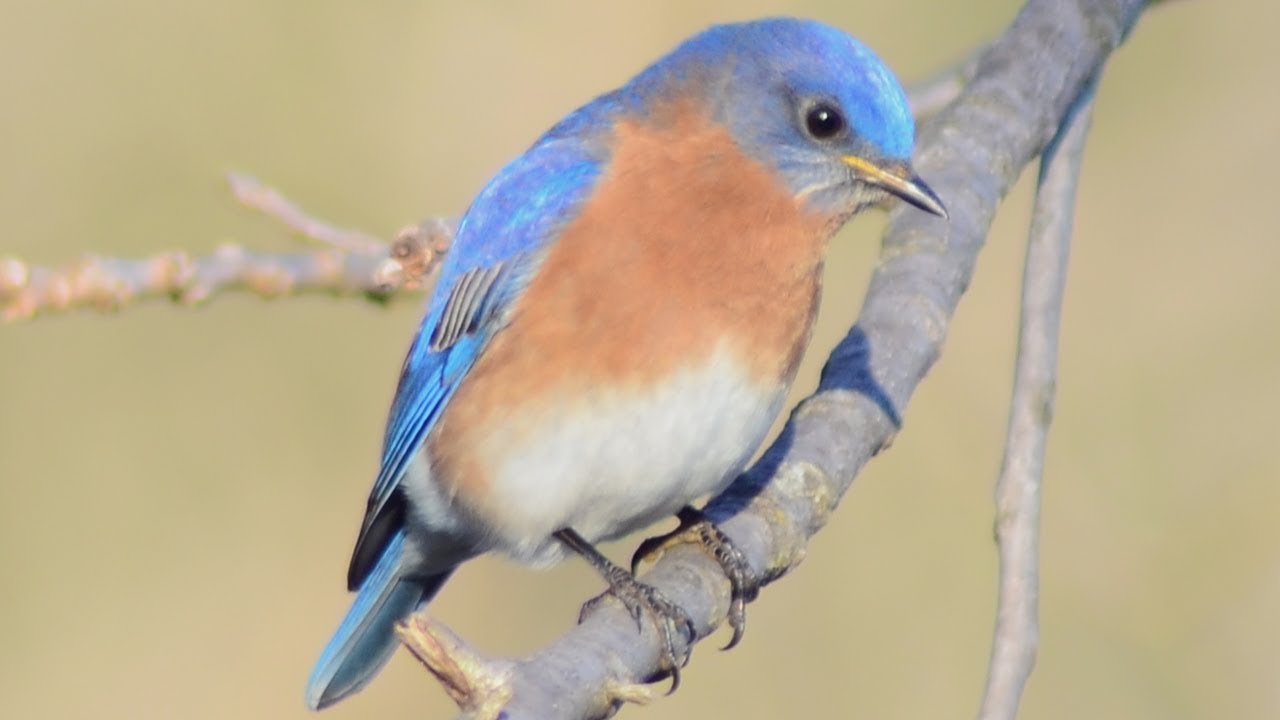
xmin=395 ymin=1 xmax=1149 ymax=719
xmin=977 ymin=79 xmax=1098 ymax=720
xmin=906 ymin=49 xmax=983 ymax=120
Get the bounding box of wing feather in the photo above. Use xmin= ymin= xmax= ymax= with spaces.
xmin=346 ymin=134 xmax=608 ymax=587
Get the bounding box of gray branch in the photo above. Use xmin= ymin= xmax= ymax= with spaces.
xmin=396 ymin=1 xmax=1151 ymax=718
xmin=906 ymin=48 xmax=984 ymax=120
xmin=977 ymin=77 xmax=1099 ymax=720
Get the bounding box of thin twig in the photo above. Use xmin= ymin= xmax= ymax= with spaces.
xmin=227 ymin=172 xmax=384 ymax=252
xmin=976 ymin=78 xmax=1097 ymax=720
xmin=0 ymin=177 xmax=451 ymax=321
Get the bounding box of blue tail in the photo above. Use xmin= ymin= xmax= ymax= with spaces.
xmin=305 ymin=530 xmax=451 ymax=710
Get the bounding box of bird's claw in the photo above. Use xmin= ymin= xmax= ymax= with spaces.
xmin=578 ymin=565 xmax=695 ymax=694
xmin=632 ymin=506 xmax=759 ymax=651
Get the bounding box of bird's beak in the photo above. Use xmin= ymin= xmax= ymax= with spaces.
xmin=842 ymin=155 xmax=948 ymax=219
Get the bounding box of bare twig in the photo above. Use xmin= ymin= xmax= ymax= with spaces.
xmin=0 ymin=176 xmax=452 ymax=321
xmin=227 ymin=172 xmax=384 ymax=252
xmin=392 ymin=1 xmax=1148 ymax=718
xmin=976 ymin=78 xmax=1098 ymax=720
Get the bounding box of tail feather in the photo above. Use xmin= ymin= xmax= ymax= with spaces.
xmin=305 ymin=530 xmax=451 ymax=710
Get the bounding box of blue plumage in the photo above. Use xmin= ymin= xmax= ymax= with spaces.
xmin=306 ymin=529 xmax=455 ymax=710
xmin=348 ymin=135 xmax=607 ymax=590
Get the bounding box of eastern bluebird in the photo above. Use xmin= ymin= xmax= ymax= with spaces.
xmin=305 ymin=16 xmax=945 ymax=710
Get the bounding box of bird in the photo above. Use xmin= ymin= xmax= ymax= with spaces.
xmin=305 ymin=16 xmax=946 ymax=710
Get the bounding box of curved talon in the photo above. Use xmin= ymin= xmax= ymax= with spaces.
xmin=631 ymin=506 xmax=760 ymax=651
xmin=656 ymin=614 xmax=683 ymax=694
xmin=630 ymin=533 xmax=667 ymax=577
xmin=576 ymin=577 xmax=694 ymax=692
xmin=723 ymin=597 xmax=747 ymax=651
xmin=710 ymin=527 xmax=754 ymax=651
xmin=556 ymin=528 xmax=696 ymax=693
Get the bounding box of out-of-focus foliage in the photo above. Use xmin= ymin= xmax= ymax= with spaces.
xmin=1 ymin=2 xmax=1276 ymax=719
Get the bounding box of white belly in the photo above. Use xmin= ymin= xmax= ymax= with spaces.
xmin=470 ymin=343 xmax=785 ymax=566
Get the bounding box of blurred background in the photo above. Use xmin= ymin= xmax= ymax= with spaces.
xmin=2 ymin=1 xmax=1276 ymax=718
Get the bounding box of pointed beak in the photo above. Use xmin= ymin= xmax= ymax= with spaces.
xmin=842 ymin=155 xmax=948 ymax=219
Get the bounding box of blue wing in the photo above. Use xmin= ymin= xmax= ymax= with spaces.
xmin=346 ymin=129 xmax=609 ymax=588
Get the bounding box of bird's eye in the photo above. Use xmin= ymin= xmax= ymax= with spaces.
xmin=804 ymin=103 xmax=846 ymax=140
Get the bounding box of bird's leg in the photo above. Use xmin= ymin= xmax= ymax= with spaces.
xmin=631 ymin=506 xmax=759 ymax=651
xmin=553 ymin=528 xmax=695 ymax=693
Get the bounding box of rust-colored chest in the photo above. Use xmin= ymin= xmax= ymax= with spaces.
xmin=429 ymin=105 xmax=833 ymax=492
xmin=488 ymin=107 xmax=829 ymax=387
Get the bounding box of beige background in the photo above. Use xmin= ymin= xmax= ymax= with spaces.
xmin=2 ymin=1 xmax=1276 ymax=718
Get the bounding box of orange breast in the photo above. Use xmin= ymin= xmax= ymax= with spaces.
xmin=429 ymin=100 xmax=833 ymax=503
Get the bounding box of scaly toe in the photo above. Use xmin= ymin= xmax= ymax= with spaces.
xmin=634 ymin=506 xmax=760 ymax=651
xmin=581 ymin=574 xmax=695 ymax=693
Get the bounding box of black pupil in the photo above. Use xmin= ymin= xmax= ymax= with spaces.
xmin=806 ymin=105 xmax=845 ymax=139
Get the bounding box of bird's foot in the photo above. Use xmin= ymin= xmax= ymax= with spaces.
xmin=579 ymin=567 xmax=696 ymax=693
xmin=632 ymin=506 xmax=759 ymax=650
xmin=554 ymin=529 xmax=695 ymax=693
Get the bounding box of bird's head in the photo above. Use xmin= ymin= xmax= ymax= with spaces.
xmin=629 ymin=17 xmax=946 ymax=221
